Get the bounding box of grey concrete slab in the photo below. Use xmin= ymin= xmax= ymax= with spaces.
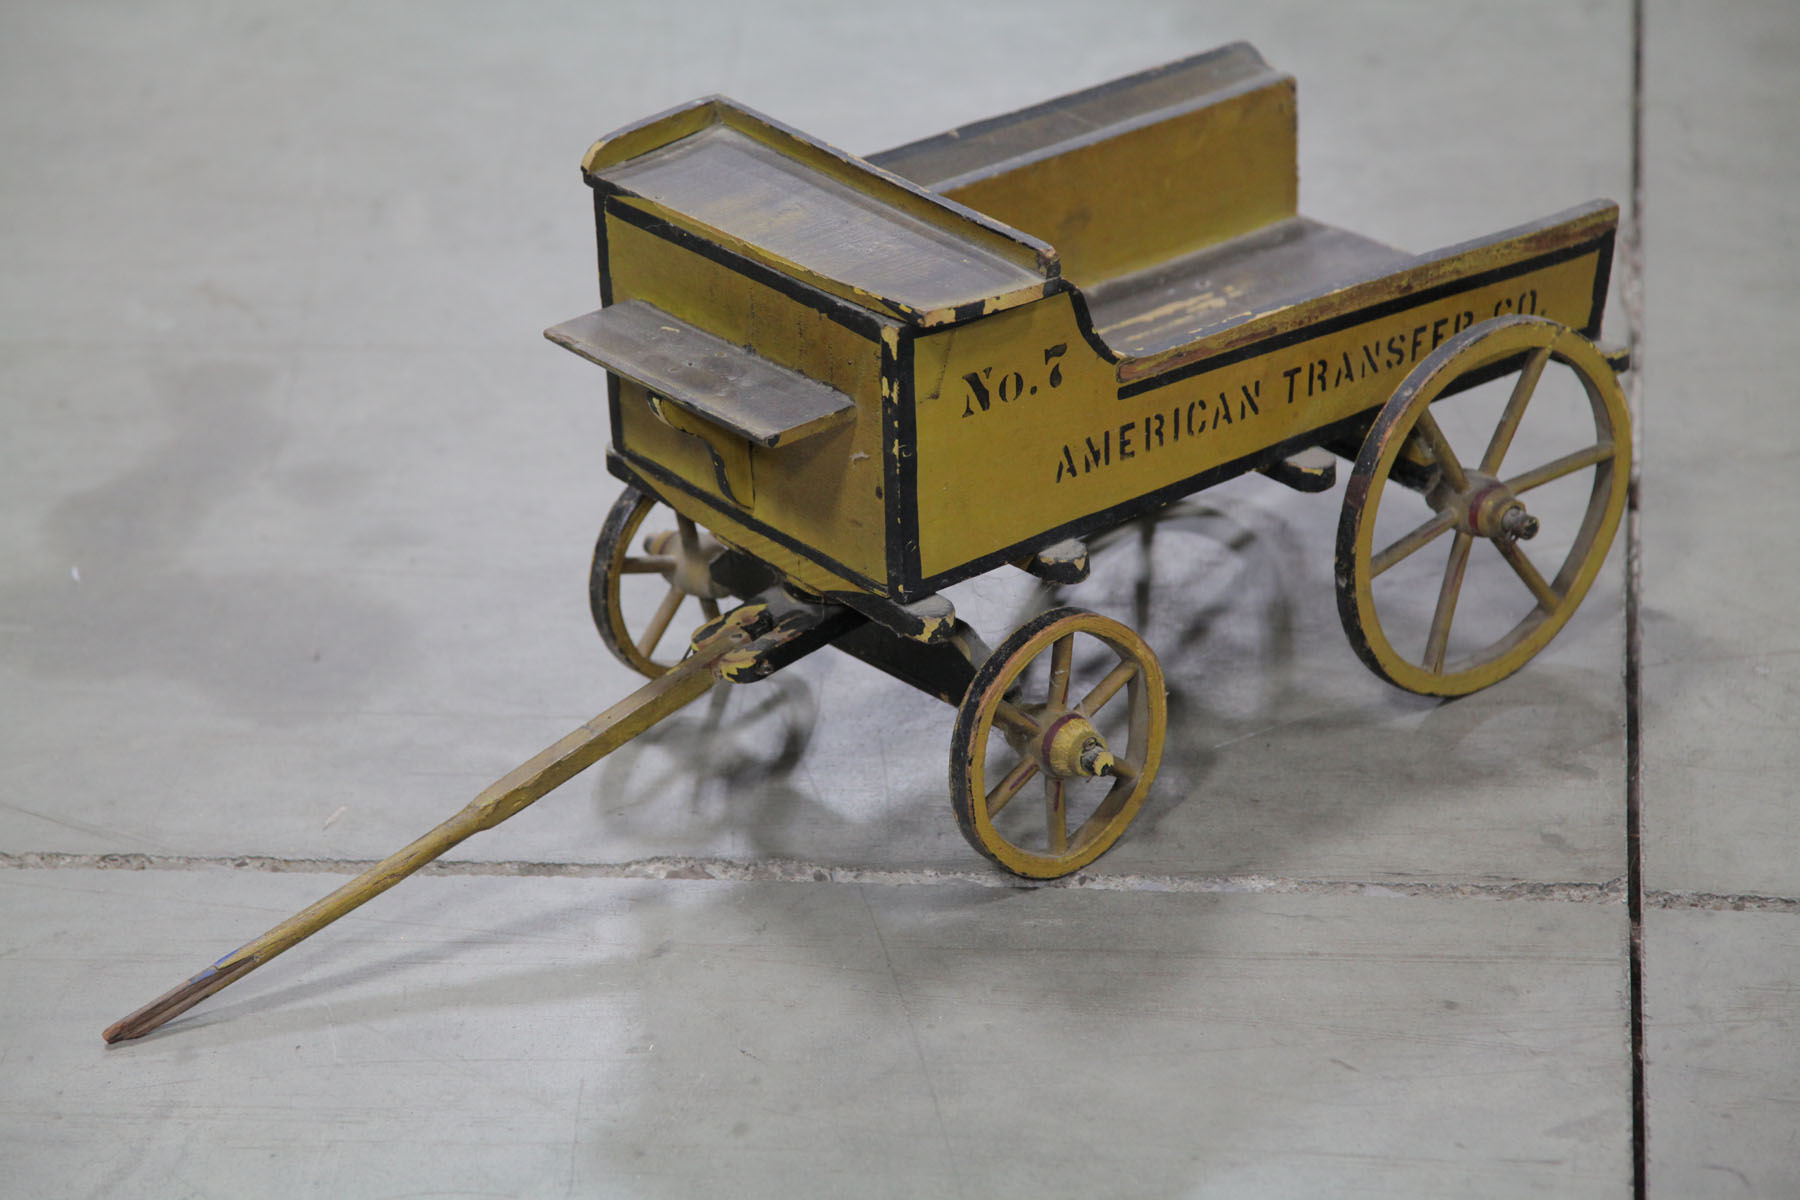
xmin=9 ymin=867 xmax=1629 ymax=1198
xmin=0 ymin=1 xmax=1634 ymax=889
xmin=1639 ymin=0 xmax=1800 ymax=898
xmin=1644 ymin=906 xmax=1800 ymax=1198
xmin=0 ymin=3 xmax=1663 ymax=1195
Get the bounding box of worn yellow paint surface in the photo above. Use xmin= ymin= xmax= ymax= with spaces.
xmin=588 ymin=99 xmax=1058 ymax=327
xmin=912 ymin=291 xmax=1110 ymax=579
xmin=913 ymin=234 xmax=1606 ymax=581
xmin=1122 ymin=204 xmax=1618 ymax=383
xmin=605 ymin=204 xmax=891 ymax=593
xmin=939 ymin=74 xmax=1295 ymax=288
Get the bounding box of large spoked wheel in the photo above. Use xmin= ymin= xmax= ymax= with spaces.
xmin=950 ymin=608 xmax=1167 ymax=879
xmin=1336 ymin=315 xmax=1631 ymax=696
xmin=590 ymin=486 xmax=729 ymax=679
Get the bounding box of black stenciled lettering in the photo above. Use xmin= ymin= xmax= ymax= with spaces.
xmin=1307 ymin=359 xmax=1327 ymax=397
xmin=1055 ymin=444 xmax=1078 ymax=483
xmin=1118 ymin=420 xmax=1135 ymax=460
xmin=961 ymin=367 xmax=992 ymax=418
xmin=1410 ymin=324 xmax=1427 ymax=361
xmin=1283 ymin=365 xmax=1304 ymax=403
xmin=1431 ymin=317 xmax=1449 ymax=350
xmin=997 ymin=371 xmax=1025 ymax=403
xmin=1387 ymin=333 xmax=1406 ymax=369
xmin=1494 ymin=288 xmax=1537 ymax=317
xmin=1240 ymin=379 xmax=1261 ymax=418
xmin=1044 ymin=343 xmax=1067 ymax=388
xmin=1147 ymin=411 xmax=1166 ymax=449
xmin=1083 ymin=431 xmax=1110 ymax=472
xmin=1362 ymin=344 xmax=1381 ymax=377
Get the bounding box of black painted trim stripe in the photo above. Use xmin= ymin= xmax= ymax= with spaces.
xmin=1117 ymin=235 xmax=1613 ymax=400
xmin=880 ymin=335 xmax=906 ymax=594
xmin=594 ymin=191 xmax=623 ymax=441
xmin=892 ymin=332 xmax=922 ymax=597
xmin=594 ymin=190 xmax=614 ymax=308
xmin=1587 ymin=228 xmax=1617 ymax=341
xmin=607 ymin=450 xmax=885 ymax=595
xmin=603 ymin=194 xmax=884 ymax=338
xmin=1061 ymin=281 xmax=1125 ymax=364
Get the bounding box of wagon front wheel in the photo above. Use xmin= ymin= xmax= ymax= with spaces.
xmin=1336 ymin=315 xmax=1630 ymax=696
xmin=950 ymin=608 xmax=1167 ymax=879
xmin=590 ymin=486 xmax=729 ymax=679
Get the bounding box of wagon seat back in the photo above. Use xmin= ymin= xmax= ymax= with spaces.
xmin=869 ymin=43 xmax=1297 ymax=295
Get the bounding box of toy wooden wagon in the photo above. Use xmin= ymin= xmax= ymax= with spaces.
xmin=108 ymin=44 xmax=1629 ymax=1041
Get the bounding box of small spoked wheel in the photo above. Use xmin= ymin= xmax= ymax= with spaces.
xmin=1336 ymin=315 xmax=1631 ymax=696
xmin=590 ymin=486 xmax=730 ymax=678
xmin=950 ymin=608 xmax=1167 ymax=879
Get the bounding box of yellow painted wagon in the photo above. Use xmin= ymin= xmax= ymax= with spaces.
xmin=108 ymin=44 xmax=1630 ymax=1041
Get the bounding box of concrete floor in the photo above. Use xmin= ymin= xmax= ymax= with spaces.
xmin=0 ymin=2 xmax=1792 ymax=1196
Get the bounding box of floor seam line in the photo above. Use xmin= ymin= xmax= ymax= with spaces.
xmin=1623 ymin=0 xmax=1650 ymax=1195
xmin=9 ymin=850 xmax=1799 ymax=911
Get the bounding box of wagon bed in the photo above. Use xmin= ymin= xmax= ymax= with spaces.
xmin=554 ymin=43 xmax=1617 ymax=614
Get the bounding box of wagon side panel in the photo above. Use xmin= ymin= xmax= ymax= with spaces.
xmin=909 ymin=220 xmax=1614 ymax=593
xmin=910 ymin=292 xmax=1122 ymax=584
xmin=602 ymin=199 xmax=894 ymax=595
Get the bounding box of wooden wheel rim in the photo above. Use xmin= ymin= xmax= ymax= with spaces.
xmin=1336 ymin=315 xmax=1631 ymax=696
xmin=950 ymin=608 xmax=1167 ymax=879
xmin=589 ymin=487 xmax=722 ymax=679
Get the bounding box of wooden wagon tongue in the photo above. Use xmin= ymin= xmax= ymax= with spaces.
xmin=102 ymin=594 xmax=854 ymax=1044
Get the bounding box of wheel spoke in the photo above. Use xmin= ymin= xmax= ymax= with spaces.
xmin=1505 ymin=442 xmax=1614 ymax=495
xmin=1423 ymin=531 xmax=1474 ymax=672
xmin=698 ymin=596 xmax=721 ymax=621
xmin=993 ymin=701 xmax=1040 ymax=740
xmin=1480 ymin=346 xmax=1551 ymax=475
xmin=1413 ymin=409 xmax=1470 ymax=492
xmin=1495 ymin=538 xmax=1560 ymax=611
xmin=1046 ymin=635 xmax=1073 ymax=709
xmin=676 ymin=513 xmax=702 ymax=557
xmin=620 ymin=554 xmax=677 ymax=575
xmin=1107 ymin=756 xmax=1137 ymax=782
xmin=1074 ymin=660 xmax=1138 ymax=718
xmin=637 ymin=583 xmax=686 ymax=658
xmin=987 ymin=756 xmax=1038 ymax=817
xmin=1044 ymin=778 xmax=1067 ymax=854
xmin=1372 ymin=510 xmax=1457 ymax=578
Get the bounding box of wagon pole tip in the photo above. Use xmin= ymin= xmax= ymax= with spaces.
xmin=103 ymin=955 xmax=258 ymax=1044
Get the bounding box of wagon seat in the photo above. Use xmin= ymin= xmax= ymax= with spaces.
xmin=869 ymin=42 xmax=1409 ymax=362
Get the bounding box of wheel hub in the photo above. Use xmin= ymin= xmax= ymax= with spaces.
xmin=1430 ymin=470 xmax=1539 ymax=542
xmin=1034 ymin=712 xmax=1117 ymax=779
xmin=643 ymin=529 xmax=733 ymax=598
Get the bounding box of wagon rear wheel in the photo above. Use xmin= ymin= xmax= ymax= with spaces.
xmin=950 ymin=608 xmax=1167 ymax=879
xmin=1336 ymin=315 xmax=1630 ymax=696
xmin=590 ymin=486 xmax=729 ymax=679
